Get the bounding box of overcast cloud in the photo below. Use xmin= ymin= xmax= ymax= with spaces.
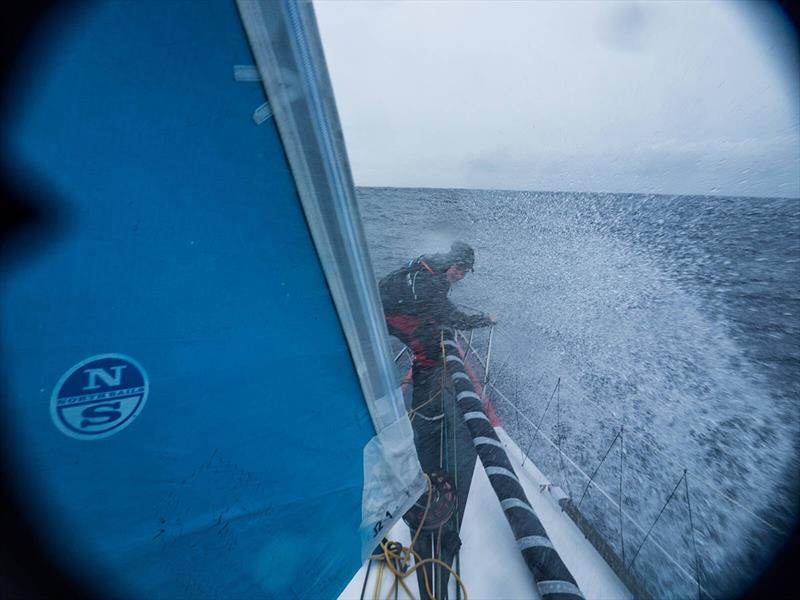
xmin=315 ymin=0 xmax=799 ymax=198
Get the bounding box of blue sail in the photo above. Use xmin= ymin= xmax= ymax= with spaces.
xmin=0 ymin=1 xmax=412 ymax=597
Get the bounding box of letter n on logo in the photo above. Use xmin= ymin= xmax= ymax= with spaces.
xmin=83 ymin=365 xmax=126 ymax=390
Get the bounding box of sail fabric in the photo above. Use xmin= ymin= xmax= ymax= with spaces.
xmin=0 ymin=1 xmax=378 ymax=597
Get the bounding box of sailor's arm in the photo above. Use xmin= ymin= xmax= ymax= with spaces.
xmin=445 ymin=302 xmax=496 ymax=329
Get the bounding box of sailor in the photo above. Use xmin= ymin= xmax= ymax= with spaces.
xmin=379 ymin=241 xmax=495 ymax=472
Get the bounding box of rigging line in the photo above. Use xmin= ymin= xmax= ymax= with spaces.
xmin=555 ymin=378 xmax=620 ymax=421
xmin=451 ymin=347 xmax=462 ymax=600
xmin=394 ymin=345 xmax=411 ymax=363
xmin=430 ymin=536 xmax=435 ymax=598
xmin=374 ymin=559 xmax=385 ymax=600
xmin=523 ymin=378 xmax=788 ymax=535
xmin=608 ymin=408 xmax=787 ymax=535
xmin=455 ymin=330 xmax=487 ymax=371
xmin=480 ymin=351 xmax=513 ymax=408
xmin=455 ymin=553 xmax=461 ymax=600
xmin=483 ymin=324 xmax=495 ymax=386
xmin=440 ymin=332 xmax=448 ymax=471
xmin=408 ymin=389 xmax=443 ymax=422
xmin=490 ymin=380 xmax=643 ymax=508
xmin=628 ymin=470 xmax=686 ymax=570
xmin=436 ymin=526 xmax=444 ymax=599
xmin=685 ymin=471 xmax=703 ymax=600
xmin=360 ymin=551 xmax=374 ymax=600
xmin=555 ymin=380 xmax=574 ymax=499
xmin=689 ymin=476 xmax=786 ymax=536
xmin=548 ymin=376 xmax=750 ymax=518
xmin=489 ymin=383 xmax=717 ymax=599
xmin=486 ymin=352 xmax=513 ymax=392
xmin=454 ymin=329 xmax=486 ymax=367
xmin=521 ymin=378 xmax=560 ymax=467
xmin=577 ymin=427 xmax=622 ymax=508
xmin=440 ymin=406 xmax=445 ymax=470
xmin=467 ymin=332 xmax=787 ymax=537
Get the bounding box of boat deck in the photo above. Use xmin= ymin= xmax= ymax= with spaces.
xmin=339 ymin=427 xmax=632 ymax=600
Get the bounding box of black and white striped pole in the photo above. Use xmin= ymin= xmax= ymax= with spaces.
xmin=443 ymin=332 xmax=584 ymax=600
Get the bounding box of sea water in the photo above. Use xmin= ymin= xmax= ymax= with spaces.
xmin=357 ymin=186 xmax=799 ymax=599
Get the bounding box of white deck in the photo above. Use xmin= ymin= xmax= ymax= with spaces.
xmin=339 ymin=427 xmax=632 ymax=600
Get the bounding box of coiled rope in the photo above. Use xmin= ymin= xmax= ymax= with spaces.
xmin=366 ymin=474 xmax=469 ymax=600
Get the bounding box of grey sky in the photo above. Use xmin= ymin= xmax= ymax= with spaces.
xmin=315 ymin=0 xmax=799 ymax=198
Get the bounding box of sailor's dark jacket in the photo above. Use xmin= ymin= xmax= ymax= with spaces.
xmin=379 ymin=256 xmax=491 ymax=330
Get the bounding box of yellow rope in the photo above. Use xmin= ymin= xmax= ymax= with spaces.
xmin=368 ymin=474 xmax=469 ymax=600
xmin=373 ymin=558 xmax=385 ymax=600
xmin=407 ymin=389 xmax=442 ymax=422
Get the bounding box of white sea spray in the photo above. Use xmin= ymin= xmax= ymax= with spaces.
xmin=359 ymin=186 xmax=799 ymax=599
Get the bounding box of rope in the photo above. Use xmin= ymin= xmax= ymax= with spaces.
xmin=454 ymin=331 xmax=487 ymax=370
xmin=407 ymin=389 xmax=442 ymax=422
xmin=482 ymin=352 xmax=512 ymax=403
xmin=483 ymin=325 xmax=494 ymax=381
xmin=563 ymin=386 xmax=786 ymax=536
xmin=395 ymin=346 xmax=411 ymax=363
xmin=440 ymin=332 xmax=448 ymax=472
xmin=521 ymin=378 xmax=560 ymax=467
xmin=456 ymin=329 xmax=725 ymax=598
xmin=452 ymin=333 xmax=465 ymax=600
xmin=450 ymin=332 xmax=462 ymax=600
xmin=368 ymin=474 xmax=469 ymax=600
xmin=458 ymin=326 xmax=788 ymax=537
xmin=555 ymin=379 xmax=574 ymax=499
xmin=685 ymin=471 xmax=703 ymax=600
xmin=577 ymin=427 xmax=622 ymax=508
xmin=360 ymin=551 xmax=374 ymax=600
xmin=486 ymin=374 xmax=787 ymax=537
xmin=488 ymin=383 xmax=717 ymax=599
xmin=374 ymin=559 xmax=386 ymax=600
xmin=385 ymin=336 xmax=466 ymax=600
xmin=628 ymin=470 xmax=685 ymax=569
xmin=436 ymin=526 xmax=444 ymax=598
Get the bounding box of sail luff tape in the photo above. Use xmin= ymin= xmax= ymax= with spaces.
xmin=233 ymin=64 xmax=262 ymax=81
xmin=253 ymin=102 xmax=273 ymax=124
xmin=444 ymin=331 xmax=583 ymax=600
xmin=233 ymin=64 xmax=271 ymax=124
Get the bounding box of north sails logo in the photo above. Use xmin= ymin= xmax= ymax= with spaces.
xmin=51 ymin=354 xmax=149 ymax=440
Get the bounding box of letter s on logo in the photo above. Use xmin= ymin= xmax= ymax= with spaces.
xmin=80 ymin=402 xmax=122 ymax=429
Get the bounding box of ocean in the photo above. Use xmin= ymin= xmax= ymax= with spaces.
xmin=357 ymin=186 xmax=800 ymax=599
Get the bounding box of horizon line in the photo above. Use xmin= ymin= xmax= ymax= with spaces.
xmin=353 ymin=184 xmax=800 ymax=202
